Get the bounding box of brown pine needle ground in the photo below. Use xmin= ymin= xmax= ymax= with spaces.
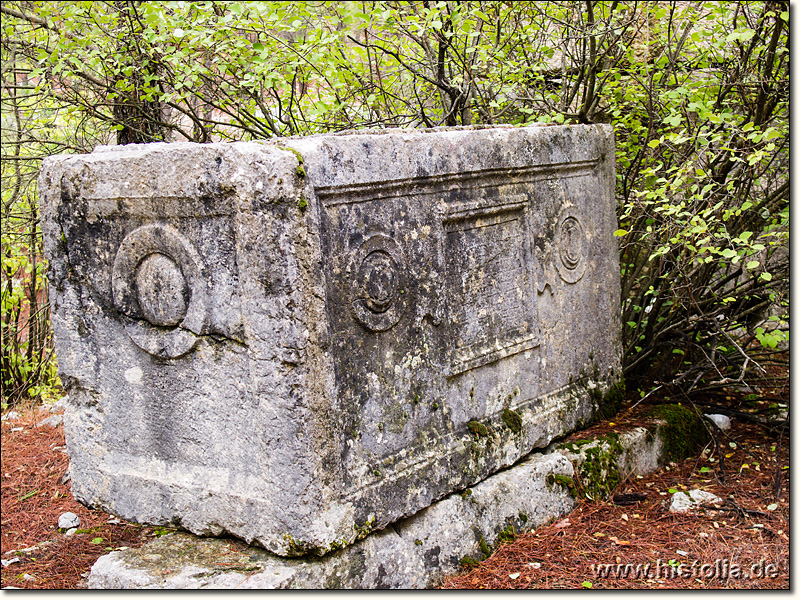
xmin=1 ymin=371 xmax=789 ymax=589
xmin=1 ymin=404 xmax=161 ymax=589
xmin=440 ymin=392 xmax=789 ymax=589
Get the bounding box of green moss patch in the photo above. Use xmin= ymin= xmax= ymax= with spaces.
xmin=646 ymin=403 xmax=708 ymax=462
xmin=501 ymin=408 xmax=523 ymax=434
xmin=576 ymin=435 xmax=623 ymax=500
xmin=554 ymin=432 xmax=624 ymax=501
xmin=467 ymin=420 xmax=491 ymax=437
xmin=546 ymin=473 xmax=578 ymax=498
xmin=478 ymin=534 xmax=492 ymax=557
xmin=598 ymin=380 xmax=626 ymax=420
xmin=497 ymin=524 xmax=517 ymax=543
xmin=459 ymin=556 xmax=481 ymax=568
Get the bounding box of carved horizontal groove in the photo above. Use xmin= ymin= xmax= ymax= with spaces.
xmin=447 ymin=332 xmax=540 ymax=377
xmin=342 ymin=380 xmax=584 ymax=501
xmin=441 ymin=195 xmax=528 ymax=225
xmin=315 ymin=157 xmax=600 ymax=206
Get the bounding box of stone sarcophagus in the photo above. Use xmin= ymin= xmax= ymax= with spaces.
xmin=40 ymin=125 xmax=621 ymax=557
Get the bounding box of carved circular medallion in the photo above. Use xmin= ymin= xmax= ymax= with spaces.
xmin=135 ymin=253 xmax=190 ymax=327
xmin=348 ymin=235 xmax=409 ymax=332
xmin=555 ymin=206 xmax=588 ymax=284
xmin=112 ymin=224 xmax=208 ymax=358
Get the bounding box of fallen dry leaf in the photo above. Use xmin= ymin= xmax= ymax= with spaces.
xmin=554 ymin=519 xmax=570 ymax=529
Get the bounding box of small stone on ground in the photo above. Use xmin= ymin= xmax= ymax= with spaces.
xmin=58 ymin=512 xmax=80 ymax=530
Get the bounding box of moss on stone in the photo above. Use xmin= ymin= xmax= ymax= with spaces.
xmin=598 ymin=379 xmax=626 ymax=420
xmin=577 ymin=436 xmax=623 ymax=500
xmin=646 ymin=403 xmax=707 ymax=462
xmin=282 ymin=533 xmax=314 ymax=556
xmin=460 ymin=556 xmax=481 ymax=568
xmin=478 ymin=534 xmax=492 ymax=557
xmin=353 ymin=516 xmax=376 ymax=541
xmin=553 ymin=433 xmax=624 ymax=501
xmin=501 ymin=408 xmax=523 ymax=434
xmin=325 ymin=539 xmax=347 ymax=553
xmin=279 ymin=145 xmax=304 ymax=164
xmin=546 ymin=473 xmax=577 ymax=498
xmin=298 ymin=197 xmax=308 ymax=211
xmin=467 ymin=420 xmax=490 ymax=437
xmin=276 ymin=144 xmax=306 ymax=178
xmin=497 ymin=524 xmax=516 ymax=543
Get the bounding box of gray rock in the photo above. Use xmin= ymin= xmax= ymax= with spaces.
xmin=669 ymin=492 xmax=694 ymax=513
xmin=1 ymin=558 xmax=20 ymax=567
xmin=88 ymin=452 xmax=575 ymax=589
xmin=1 ymin=410 xmax=20 ymax=422
xmin=88 ymin=403 xmax=698 ymax=590
xmin=669 ymin=489 xmax=722 ymax=513
xmin=40 ymin=125 xmax=621 ymax=557
xmin=704 ymin=413 xmax=731 ymax=431
xmin=688 ymin=489 xmax=722 ymax=505
xmin=49 ymin=397 xmax=68 ymax=413
xmin=58 ymin=512 xmax=80 ymax=529
xmin=65 ymin=528 xmax=78 ymax=536
xmin=37 ymin=414 xmax=63 ymax=428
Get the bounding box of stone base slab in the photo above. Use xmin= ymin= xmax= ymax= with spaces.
xmin=89 ymin=410 xmax=686 ymax=589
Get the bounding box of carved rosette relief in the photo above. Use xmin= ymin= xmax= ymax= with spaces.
xmin=347 ymin=234 xmax=409 ymax=332
xmin=554 ymin=206 xmax=588 ymax=284
xmin=112 ymin=224 xmax=208 ymax=358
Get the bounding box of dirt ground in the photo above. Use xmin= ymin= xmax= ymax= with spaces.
xmin=1 ymin=376 xmax=789 ymax=589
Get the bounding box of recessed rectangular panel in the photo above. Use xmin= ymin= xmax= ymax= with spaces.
xmin=443 ymin=205 xmax=539 ymax=375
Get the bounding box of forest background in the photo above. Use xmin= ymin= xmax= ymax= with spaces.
xmin=0 ymin=1 xmax=789 ymax=408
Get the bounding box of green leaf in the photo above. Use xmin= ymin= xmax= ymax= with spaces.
xmin=19 ymin=490 xmax=38 ymax=501
xmin=613 ymin=229 xmax=628 ymax=237
xmin=760 ymin=272 xmax=773 ymax=282
xmin=581 ymin=581 xmax=593 ymax=589
xmin=91 ymin=537 xmax=104 ymax=544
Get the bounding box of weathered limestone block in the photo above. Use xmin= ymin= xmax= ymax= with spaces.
xmin=88 ymin=452 xmax=577 ymax=589
xmin=40 ymin=125 xmax=621 ymax=557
